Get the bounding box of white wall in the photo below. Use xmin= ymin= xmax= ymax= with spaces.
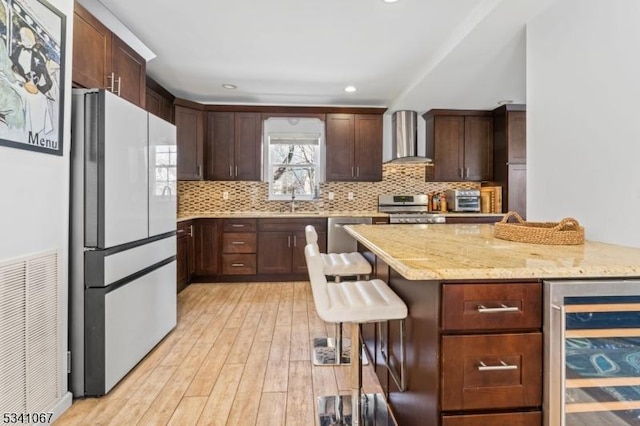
xmin=0 ymin=0 xmax=74 ymax=417
xmin=527 ymin=0 xmax=640 ymax=247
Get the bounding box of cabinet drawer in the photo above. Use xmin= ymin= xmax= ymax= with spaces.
xmin=442 ymin=283 xmax=541 ymax=331
xmin=441 ymin=333 xmax=542 ymax=411
xmin=442 ymin=411 xmax=541 ymax=426
xmin=258 ymin=217 xmax=326 ymax=232
xmin=222 ymin=218 xmax=257 ymax=232
xmin=221 ymin=254 xmax=256 ymax=275
xmin=222 ymin=233 xmax=256 ymax=253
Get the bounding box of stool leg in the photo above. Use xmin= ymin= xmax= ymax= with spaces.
xmin=350 ymin=322 xmax=362 ymax=425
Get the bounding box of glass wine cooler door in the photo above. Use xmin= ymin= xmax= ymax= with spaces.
xmin=545 ymin=280 xmax=640 ymax=426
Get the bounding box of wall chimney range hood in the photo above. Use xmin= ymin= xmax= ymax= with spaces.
xmin=386 ymin=110 xmax=432 ymax=164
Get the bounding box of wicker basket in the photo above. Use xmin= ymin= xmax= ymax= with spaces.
xmin=494 ymin=211 xmax=585 ymax=245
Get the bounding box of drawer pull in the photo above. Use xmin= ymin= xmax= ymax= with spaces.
xmin=231 ymin=224 xmax=245 ymax=228
xmin=478 ymin=360 xmax=518 ymax=371
xmin=477 ymin=304 xmax=519 ymax=313
xmin=231 ymin=241 xmax=245 ymax=245
xmin=231 ymin=263 xmax=245 ymax=267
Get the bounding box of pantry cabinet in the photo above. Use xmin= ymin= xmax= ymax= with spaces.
xmin=423 ymin=110 xmax=493 ymax=182
xmin=72 ymin=2 xmax=145 ymax=107
xmin=326 ymin=114 xmax=382 ymax=181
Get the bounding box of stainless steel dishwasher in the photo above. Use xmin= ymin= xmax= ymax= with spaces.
xmin=327 ymin=217 xmax=372 ymax=253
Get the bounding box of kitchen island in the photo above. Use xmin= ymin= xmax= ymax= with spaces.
xmin=344 ymin=223 xmax=640 ymax=426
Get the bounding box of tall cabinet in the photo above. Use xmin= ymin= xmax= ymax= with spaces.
xmin=493 ymin=104 xmax=526 ymax=218
xmin=175 ymin=100 xmax=204 ymax=180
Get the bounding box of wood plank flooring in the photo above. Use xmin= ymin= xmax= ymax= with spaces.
xmin=54 ymin=282 xmax=383 ymax=426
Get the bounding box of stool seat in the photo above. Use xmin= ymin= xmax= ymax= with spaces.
xmin=306 ymin=244 xmax=407 ymax=325
xmin=321 ymin=252 xmax=372 ymax=277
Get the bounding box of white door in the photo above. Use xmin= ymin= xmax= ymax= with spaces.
xmin=148 ymin=114 xmax=177 ymax=237
xmin=103 ymin=91 xmax=149 ymax=247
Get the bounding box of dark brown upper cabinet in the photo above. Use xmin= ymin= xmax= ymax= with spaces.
xmin=145 ymin=77 xmax=174 ymax=123
xmin=326 ymin=113 xmax=382 ymax=182
xmin=424 ymin=110 xmax=493 ymax=182
xmin=72 ymin=2 xmax=146 ymax=108
xmin=206 ymin=112 xmax=262 ymax=181
xmin=175 ymin=101 xmax=204 ymax=180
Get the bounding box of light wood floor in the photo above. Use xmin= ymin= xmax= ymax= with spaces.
xmin=54 ymin=282 xmax=383 ymax=426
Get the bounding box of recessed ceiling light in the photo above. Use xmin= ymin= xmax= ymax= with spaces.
xmin=344 ymin=86 xmax=357 ymax=93
xmin=222 ymin=84 xmax=237 ymax=90
xmin=382 ymin=0 xmax=400 ymax=3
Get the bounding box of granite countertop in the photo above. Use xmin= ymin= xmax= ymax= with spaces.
xmin=177 ymin=211 xmax=388 ymax=221
xmin=344 ymin=223 xmax=640 ymax=281
xmin=177 ymin=211 xmax=505 ymax=222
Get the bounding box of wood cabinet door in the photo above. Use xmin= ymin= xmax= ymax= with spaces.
xmin=206 ymin=112 xmax=235 ymax=180
xmin=508 ymin=164 xmax=527 ymax=219
xmin=291 ymin=229 xmax=326 ymax=274
xmin=433 ymin=116 xmax=464 ymax=181
xmin=507 ymin=111 xmax=526 ymax=164
xmin=194 ymin=219 xmax=219 ymax=276
xmin=176 ymin=106 xmax=204 ymax=180
xmin=257 ymin=231 xmax=292 ymax=274
xmin=354 ymin=114 xmax=382 ymax=181
xmin=72 ymin=2 xmax=112 ymax=89
xmin=176 ymin=235 xmax=189 ymax=293
xmin=463 ymin=116 xmax=493 ymax=181
xmin=234 ymin=112 xmax=262 ymax=181
xmin=146 ymin=87 xmax=172 ymax=122
xmin=326 ymin=114 xmax=355 ymax=181
xmin=111 ymin=36 xmax=146 ymax=108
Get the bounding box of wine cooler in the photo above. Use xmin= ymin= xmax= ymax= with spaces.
xmin=545 ymin=279 xmax=640 ymax=425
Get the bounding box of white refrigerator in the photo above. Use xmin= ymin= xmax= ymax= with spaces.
xmin=69 ymin=89 xmax=177 ymax=397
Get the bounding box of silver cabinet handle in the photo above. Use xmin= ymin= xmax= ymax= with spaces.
xmin=465 ymin=167 xmax=470 ymax=179
xmin=459 ymin=168 xmax=463 ymax=178
xmin=229 ymin=165 xmax=233 ymax=177
xmin=287 ymin=236 xmax=291 ymax=247
xmin=115 ymin=76 xmax=122 ymax=96
xmin=231 ymin=241 xmax=245 ymax=245
xmin=235 ymin=165 xmax=238 ymax=177
xmin=478 ymin=360 xmax=518 ymax=371
xmin=107 ymin=72 xmax=115 ymax=92
xmin=351 ymin=166 xmax=355 ymax=178
xmin=231 ymin=224 xmax=245 ymax=228
xmin=293 ymin=235 xmax=297 ymax=247
xmin=189 ymin=224 xmax=193 ymax=236
xmin=356 ymin=166 xmax=360 ymax=177
xmin=477 ymin=304 xmax=520 ymax=313
xmin=231 ymin=263 xmax=244 ymax=267
xmin=197 ymin=165 xmax=202 ymax=177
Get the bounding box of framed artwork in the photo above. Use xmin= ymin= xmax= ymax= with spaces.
xmin=0 ymin=0 xmax=65 ymax=156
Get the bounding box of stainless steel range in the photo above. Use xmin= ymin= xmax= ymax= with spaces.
xmin=378 ymin=195 xmax=446 ymax=224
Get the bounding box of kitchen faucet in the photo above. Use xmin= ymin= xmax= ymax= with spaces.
xmin=290 ymin=189 xmax=296 ymax=213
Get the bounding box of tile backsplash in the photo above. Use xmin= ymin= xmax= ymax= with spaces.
xmin=178 ymin=164 xmax=479 ymax=215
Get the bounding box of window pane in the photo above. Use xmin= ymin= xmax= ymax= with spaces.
xmin=270 ymin=144 xmax=316 ymax=166
xmin=271 ymin=166 xmax=316 ymax=196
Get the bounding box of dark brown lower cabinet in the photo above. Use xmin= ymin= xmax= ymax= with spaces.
xmin=442 ymin=411 xmax=541 ymax=426
xmin=257 ymin=218 xmax=327 ymax=278
xmin=176 ymin=220 xmax=194 ymax=293
xmin=194 ymin=219 xmax=219 ymax=276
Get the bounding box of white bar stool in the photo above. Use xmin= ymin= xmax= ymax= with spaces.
xmin=305 ymin=243 xmax=408 ymax=425
xmin=305 ymin=225 xmax=372 ymax=366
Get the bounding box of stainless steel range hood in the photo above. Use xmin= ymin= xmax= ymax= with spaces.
xmin=386 ymin=110 xmax=432 ymax=164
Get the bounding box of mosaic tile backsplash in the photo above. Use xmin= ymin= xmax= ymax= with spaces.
xmin=178 ymin=164 xmax=479 ymax=215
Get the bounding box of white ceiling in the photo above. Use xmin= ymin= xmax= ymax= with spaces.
xmin=85 ymin=0 xmax=557 ymax=114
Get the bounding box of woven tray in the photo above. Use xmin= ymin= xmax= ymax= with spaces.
xmin=494 ymin=211 xmax=585 ymax=245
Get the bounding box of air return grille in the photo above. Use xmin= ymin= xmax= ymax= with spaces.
xmin=0 ymin=251 xmax=60 ymax=413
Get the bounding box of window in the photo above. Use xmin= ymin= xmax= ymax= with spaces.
xmin=152 ymin=144 xmax=177 ymax=196
xmin=264 ymin=118 xmax=324 ymax=200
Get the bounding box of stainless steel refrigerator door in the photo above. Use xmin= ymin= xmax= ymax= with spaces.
xmin=85 ymin=90 xmax=149 ymax=248
xmin=148 ymin=113 xmax=177 ymax=237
